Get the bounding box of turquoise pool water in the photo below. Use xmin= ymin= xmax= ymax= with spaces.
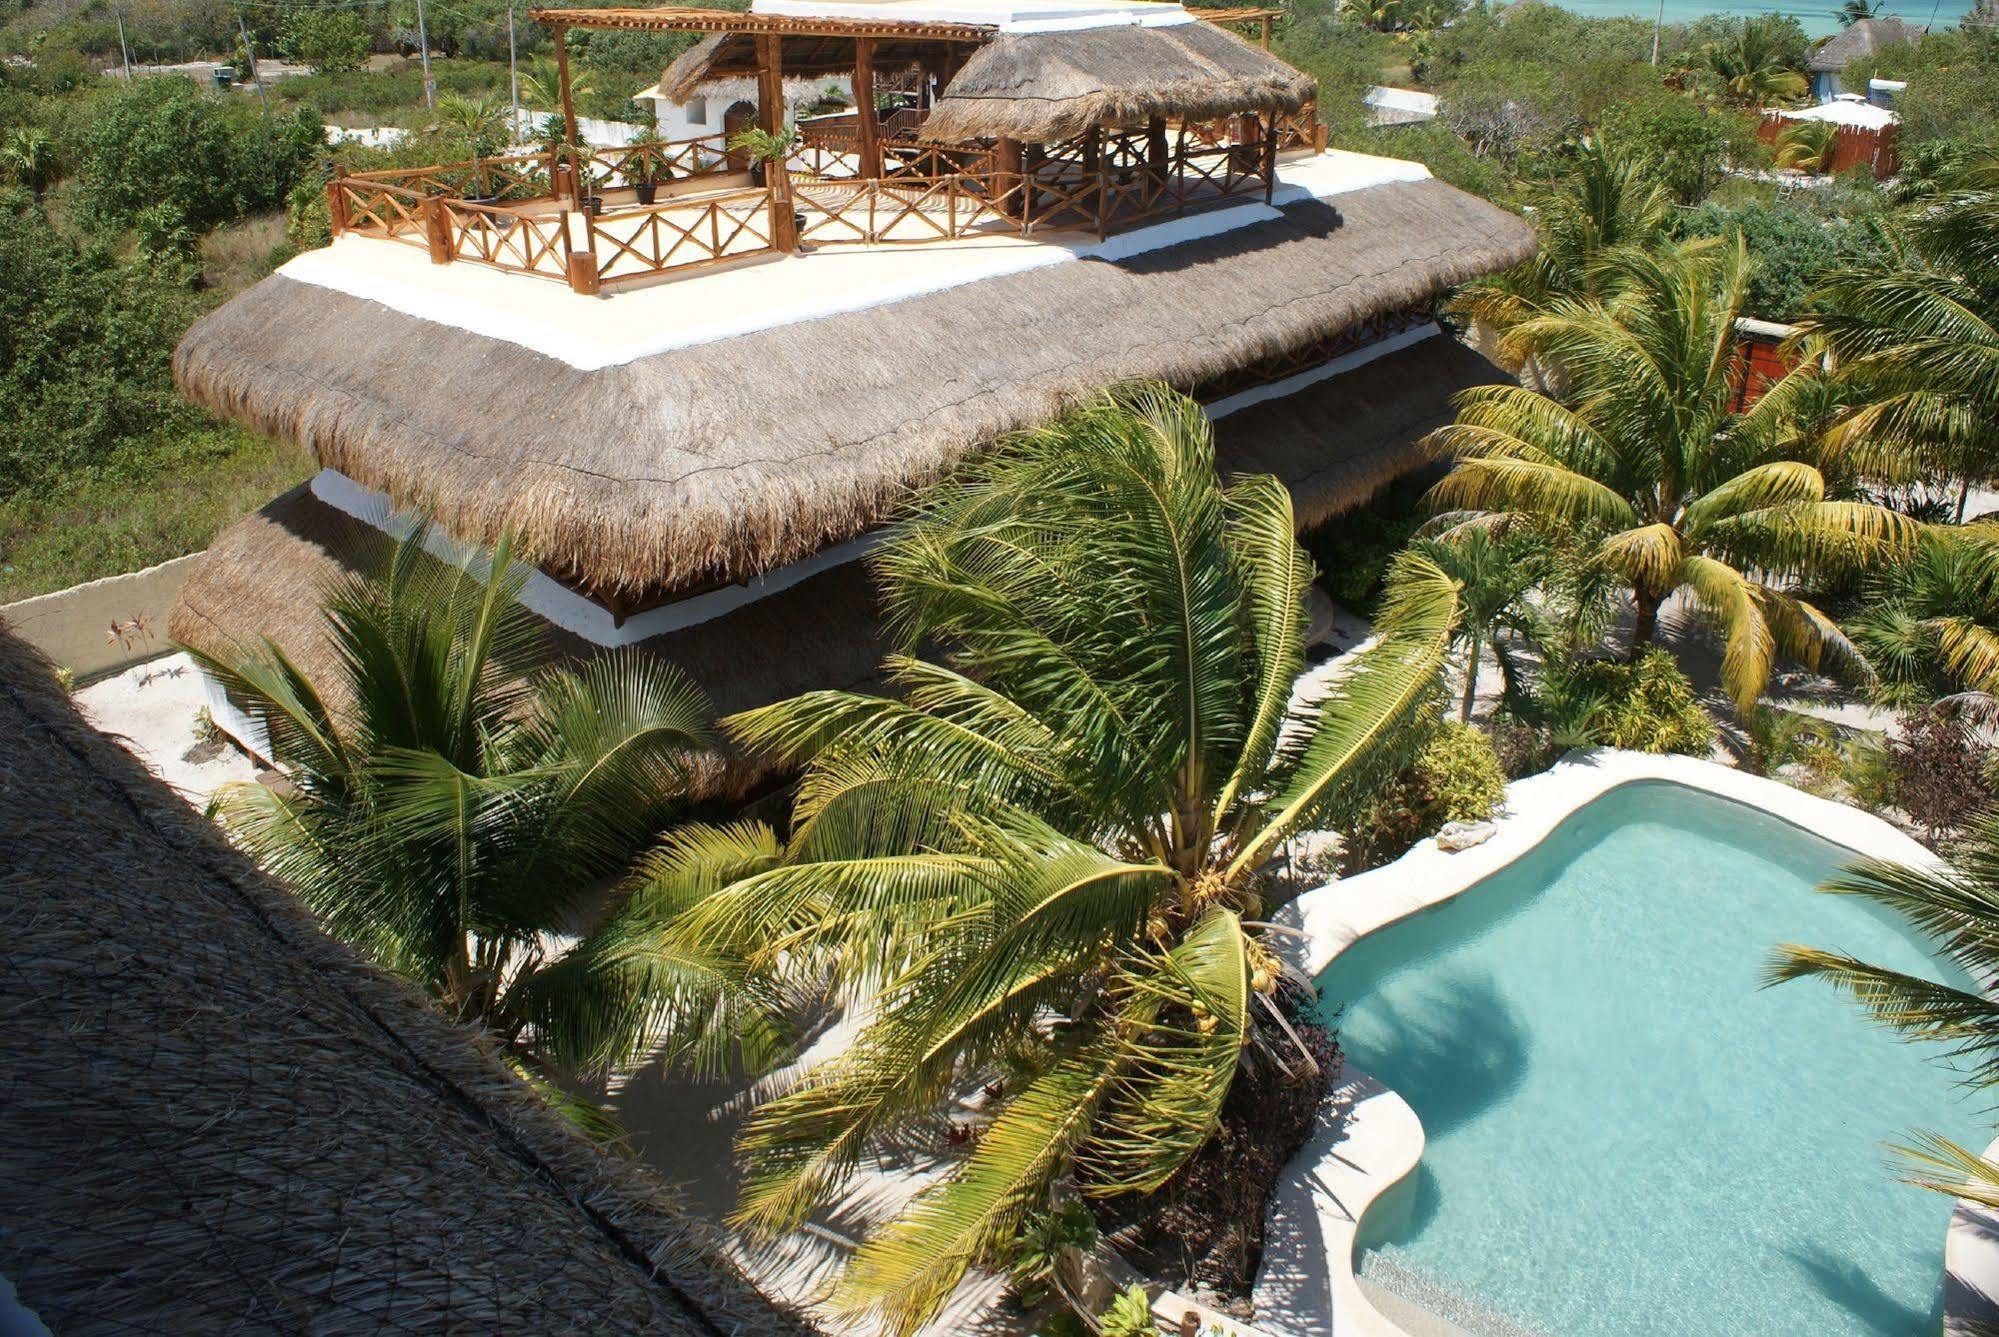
xmin=1314 ymin=780 xmax=1984 ymax=1337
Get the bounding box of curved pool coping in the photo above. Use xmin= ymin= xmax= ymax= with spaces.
xmin=1253 ymin=748 xmax=1954 ymax=1337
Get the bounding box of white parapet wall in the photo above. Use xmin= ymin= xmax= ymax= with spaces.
xmin=0 ymin=553 xmax=205 ymax=682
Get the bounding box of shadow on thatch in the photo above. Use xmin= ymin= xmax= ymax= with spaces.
xmin=0 ymin=625 xmax=813 ymax=1334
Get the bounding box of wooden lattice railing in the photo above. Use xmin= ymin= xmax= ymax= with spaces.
xmin=795 ymin=172 xmax=1009 ymax=247
xmin=587 ymin=188 xmax=775 ymax=283
xmin=324 ymin=110 xmax=1311 ymax=291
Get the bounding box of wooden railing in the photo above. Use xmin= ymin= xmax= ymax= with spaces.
xmin=795 ymin=173 xmax=1008 ymax=247
xmin=324 ymin=111 xmax=1307 ymax=292
xmin=442 ymin=198 xmax=572 ymax=279
xmin=587 ymin=188 xmax=775 ymax=283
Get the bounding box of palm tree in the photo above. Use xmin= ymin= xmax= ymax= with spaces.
xmin=0 ymin=127 xmax=59 ymax=197
xmin=1806 ymin=153 xmax=1999 ymax=521
xmin=1773 ymin=119 xmax=1838 ymax=175
xmin=1851 ymin=523 xmax=1999 ymax=703
xmin=1766 ymin=816 xmax=1999 ymax=1216
xmin=584 ymin=383 xmax=1460 ymax=1334
xmin=193 ymin=529 xmax=715 ymax=1099
xmin=1413 ymin=519 xmax=1549 ymax=721
xmin=1450 ymin=135 xmax=1680 ymax=385
xmin=428 ymin=92 xmax=510 ymax=153
xmin=1430 ymin=244 xmax=1916 ymax=713
xmin=1837 ymin=0 xmax=1883 ymax=25
xmin=521 ymin=52 xmax=593 ymax=113
xmin=1702 ymin=17 xmax=1809 ymax=106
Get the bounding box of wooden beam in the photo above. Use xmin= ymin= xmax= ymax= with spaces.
xmin=526 ymin=6 xmax=990 ymax=41
xmin=553 ymin=24 xmax=580 ymax=201
xmin=853 ymin=37 xmax=881 ymax=179
xmin=754 ymin=31 xmax=783 ymax=136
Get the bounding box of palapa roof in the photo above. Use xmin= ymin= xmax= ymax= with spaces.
xmin=0 ymin=626 xmax=810 ymax=1333
xmin=169 ymin=331 xmax=1508 ymax=798
xmin=918 ymin=22 xmax=1315 ymax=142
xmin=1809 ymin=16 xmax=1919 ymax=72
xmin=173 ymin=179 xmax=1534 ymax=603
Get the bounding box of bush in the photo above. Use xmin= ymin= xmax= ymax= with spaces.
xmin=1674 ymin=201 xmax=1895 ymax=323
xmin=1297 ymin=473 xmax=1433 ymax=613
xmin=75 ymin=79 xmax=322 ymax=238
xmin=1344 ymin=722 xmax=1506 ymax=870
xmin=1602 ymin=94 xmax=1759 ymax=205
xmin=1890 ymin=705 xmax=1992 ymax=840
xmin=278 ymin=6 xmax=372 ymax=72
xmin=1538 ymin=647 xmax=1716 ymax=756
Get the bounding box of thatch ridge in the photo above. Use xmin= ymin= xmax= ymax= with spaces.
xmin=174 ymin=179 xmax=1534 ymax=600
xmin=0 ymin=624 xmax=814 ymax=1333
xmin=920 ymin=22 xmax=1316 ymax=144
xmin=1808 ymin=15 xmax=1918 ymax=72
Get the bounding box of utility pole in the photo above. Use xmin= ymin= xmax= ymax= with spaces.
xmin=415 ymin=0 xmax=435 ymax=109
xmin=507 ymin=3 xmax=521 ymax=143
xmin=113 ymin=3 xmax=133 ymax=79
xmin=238 ymin=14 xmax=268 ymax=110
xmin=1650 ymin=0 xmax=1664 ymax=65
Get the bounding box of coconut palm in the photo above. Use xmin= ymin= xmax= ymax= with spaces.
xmin=1450 ymin=135 xmax=1680 ymax=383
xmin=428 ymin=92 xmax=510 ymax=153
xmin=521 ymin=52 xmax=593 ymax=113
xmin=1773 ymin=119 xmax=1838 ymax=174
xmin=1806 ymin=153 xmax=1999 ymax=520
xmin=1837 ymin=0 xmax=1883 ymax=25
xmin=193 ymin=529 xmax=715 ymax=1099
xmin=0 ymin=127 xmax=58 ymax=197
xmin=1766 ymin=815 xmax=1999 ymax=1215
xmin=1702 ymin=17 xmax=1809 ymax=106
xmin=576 ymin=383 xmax=1459 ymax=1334
xmin=1413 ymin=519 xmax=1550 ymax=721
xmin=1851 ymin=523 xmax=1999 ymax=704
xmin=1430 ymin=243 xmax=1916 ymax=713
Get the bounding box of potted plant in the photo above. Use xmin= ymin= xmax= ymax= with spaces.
xmin=727 ymin=125 xmax=797 ymax=188
xmin=628 ymin=130 xmax=674 ymax=205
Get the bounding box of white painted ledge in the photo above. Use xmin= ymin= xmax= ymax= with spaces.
xmin=1946 ymin=1140 xmax=1999 ymax=1333
xmin=278 ymin=150 xmax=1432 ymax=371
xmin=1255 ymin=749 xmax=1942 ymax=1337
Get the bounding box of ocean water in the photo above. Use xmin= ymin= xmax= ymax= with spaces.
xmin=1544 ymin=0 xmax=1974 ymax=39
xmin=1314 ymin=780 xmax=1986 ymax=1336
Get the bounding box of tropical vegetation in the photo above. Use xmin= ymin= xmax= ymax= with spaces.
xmin=194 ymin=529 xmax=718 ymax=1120
xmin=556 ymin=384 xmax=1459 ymax=1332
xmin=1432 ymin=243 xmax=1914 ymax=711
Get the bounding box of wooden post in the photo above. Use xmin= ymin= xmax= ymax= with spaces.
xmin=553 ymin=24 xmax=580 ymax=202
xmin=1260 ymin=113 xmax=1277 ymax=204
xmin=994 ymin=136 xmax=1024 ymax=227
xmin=325 ymin=179 xmax=348 ymax=237
xmin=1089 ymin=126 xmax=1108 ymax=239
xmin=422 ymin=195 xmax=453 ymax=263
xmin=754 ymin=33 xmax=798 ymax=252
xmin=755 ymin=32 xmax=784 ymax=135
xmin=1259 ymin=13 xmax=1272 ymax=47
xmin=566 ymin=210 xmax=600 ymax=293
xmin=1145 ymin=115 xmax=1169 ymax=190
xmin=853 ymin=37 xmax=882 ymax=179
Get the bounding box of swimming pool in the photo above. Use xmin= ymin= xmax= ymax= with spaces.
xmin=1313 ymin=779 xmax=1982 ymax=1337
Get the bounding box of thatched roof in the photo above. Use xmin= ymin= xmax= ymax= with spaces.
xmin=920 ymin=22 xmax=1315 ymax=143
xmin=0 ymin=627 xmax=812 ymax=1332
xmin=663 ymin=29 xmax=939 ymax=101
xmin=1809 ymin=16 xmax=1919 ymax=72
xmin=174 ymin=179 xmax=1534 ymax=603
xmin=169 ymin=483 xmax=891 ymax=801
xmin=170 ymin=332 xmax=1507 ymax=800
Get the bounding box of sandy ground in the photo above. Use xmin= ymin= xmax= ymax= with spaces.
xmin=73 ymin=653 xmax=259 ymax=809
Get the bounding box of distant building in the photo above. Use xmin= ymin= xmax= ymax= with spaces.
xmin=1808 ymin=16 xmax=1920 ymax=102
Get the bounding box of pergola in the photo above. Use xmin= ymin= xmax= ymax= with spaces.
xmin=526 ymin=4 xmax=1288 ymax=182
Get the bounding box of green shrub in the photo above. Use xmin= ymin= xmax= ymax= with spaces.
xmin=1344 ymin=722 xmax=1506 ymax=870
xmin=1540 ymin=647 xmax=1716 ymax=756
xmin=1097 ymin=1286 xmax=1159 ymax=1337
xmin=1297 ymin=473 xmax=1433 ymax=613
xmin=1674 ymin=200 xmax=1895 ymax=323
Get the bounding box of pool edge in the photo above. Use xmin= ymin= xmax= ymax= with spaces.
xmin=1254 ymin=748 xmax=1944 ymax=1337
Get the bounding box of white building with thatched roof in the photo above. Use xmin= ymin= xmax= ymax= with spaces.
xmin=1808 ymin=16 xmax=1920 ymax=101
xmin=168 ymin=0 xmax=1535 ymax=797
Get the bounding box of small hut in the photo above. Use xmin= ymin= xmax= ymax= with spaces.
xmin=0 ymin=625 xmax=807 ymax=1333
xmin=1808 ymin=16 xmax=1919 ymax=101
xmin=168 ymin=0 xmax=1535 ymax=795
